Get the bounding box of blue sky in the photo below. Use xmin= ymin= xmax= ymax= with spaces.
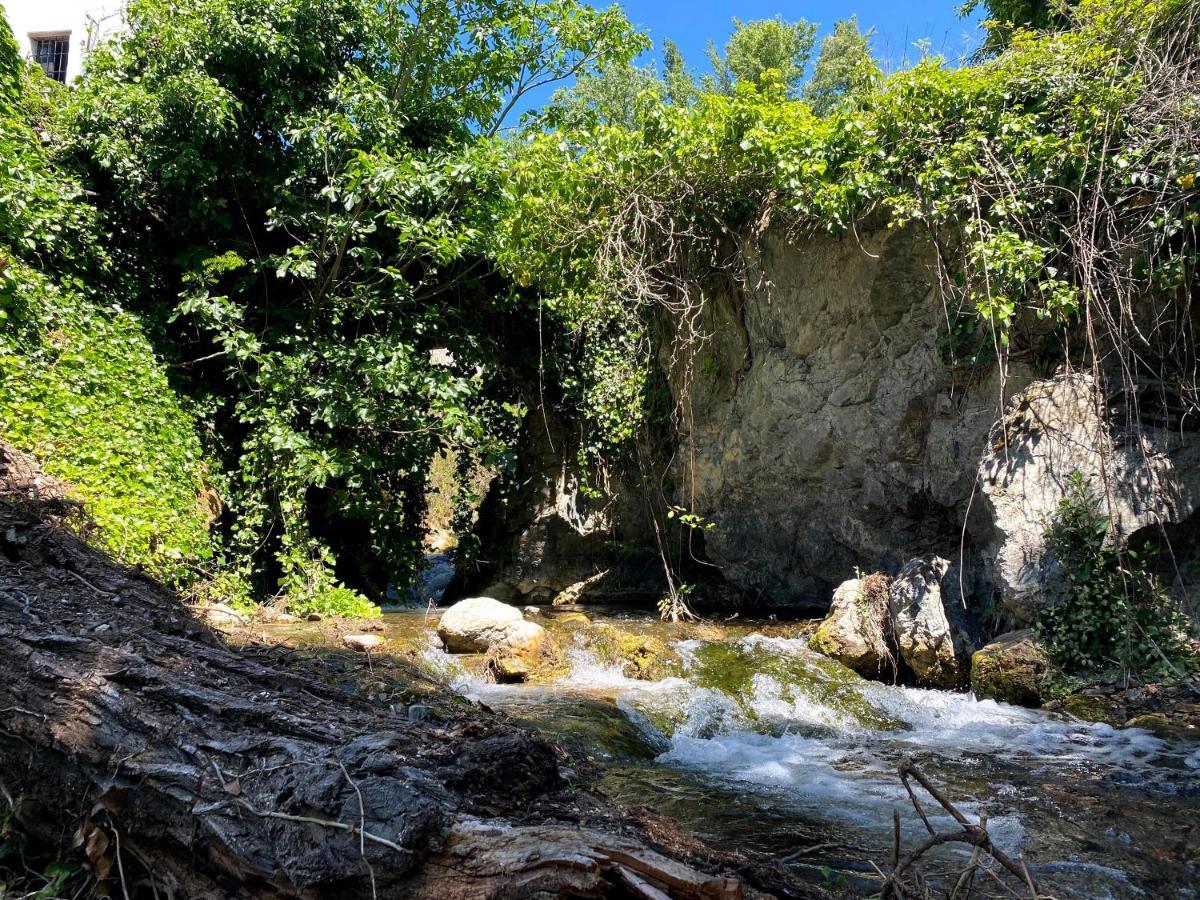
xmin=509 ymin=0 xmax=984 ymax=124
xmin=619 ymin=0 xmax=983 ymax=72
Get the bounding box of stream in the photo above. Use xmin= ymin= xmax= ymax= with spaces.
xmin=385 ymin=608 xmax=1197 ymax=897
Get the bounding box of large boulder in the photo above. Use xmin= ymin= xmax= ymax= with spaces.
xmin=437 ymin=597 xmax=526 ymax=653
xmin=808 ymin=576 xmax=895 ymax=679
xmin=977 ymin=374 xmax=1200 ymax=622
xmin=970 ymin=629 xmax=1054 ymax=707
xmin=889 ymin=556 xmax=973 ymax=688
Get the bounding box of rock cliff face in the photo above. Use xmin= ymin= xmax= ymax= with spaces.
xmin=975 ymin=374 xmax=1200 ymax=622
xmin=458 ymin=412 xmax=661 ymax=605
xmin=477 ymin=223 xmax=1200 ymax=623
xmin=673 ymin=224 xmax=1024 ymax=605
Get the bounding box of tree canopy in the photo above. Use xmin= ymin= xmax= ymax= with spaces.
xmin=704 ymin=16 xmax=818 ymax=97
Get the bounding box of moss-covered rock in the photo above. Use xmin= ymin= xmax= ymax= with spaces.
xmin=970 ymin=629 xmax=1054 ymax=707
xmin=600 ymin=625 xmax=672 ymax=679
xmin=808 ymin=576 xmax=895 ymax=679
xmin=673 ymin=639 xmax=907 ymax=733
xmin=552 ymin=611 xmax=592 ymax=626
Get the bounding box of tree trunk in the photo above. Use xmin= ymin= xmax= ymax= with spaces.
xmin=0 ymin=446 xmax=757 ymax=899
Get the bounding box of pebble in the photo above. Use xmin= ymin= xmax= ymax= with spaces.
xmin=342 ymin=633 xmax=384 ymax=652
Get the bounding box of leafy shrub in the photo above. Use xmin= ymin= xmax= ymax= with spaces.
xmin=1 ymin=12 xmax=211 ymax=584
xmin=63 ymin=0 xmax=641 ymax=610
xmin=0 ymin=266 xmax=212 ymax=583
xmin=1037 ymin=472 xmax=1194 ymax=675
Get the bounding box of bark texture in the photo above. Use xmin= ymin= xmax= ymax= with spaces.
xmin=0 ymin=445 xmax=765 ymax=899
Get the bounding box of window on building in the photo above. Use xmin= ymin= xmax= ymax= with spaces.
xmin=31 ymin=35 xmax=70 ymax=83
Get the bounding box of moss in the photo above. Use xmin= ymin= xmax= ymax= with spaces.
xmin=970 ymin=629 xmax=1054 ymax=707
xmin=1053 ymin=693 xmax=1127 ymax=727
xmin=589 ymin=625 xmax=674 ymax=680
xmin=681 ymin=640 xmax=906 ymax=732
xmin=553 ymin=611 xmax=592 ymax=626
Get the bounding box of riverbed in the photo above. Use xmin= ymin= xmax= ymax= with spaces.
xmin=302 ymin=607 xmax=1200 ymax=898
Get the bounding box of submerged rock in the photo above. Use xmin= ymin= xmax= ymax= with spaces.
xmin=808 ymin=576 xmax=895 ymax=679
xmin=970 ymin=629 xmax=1053 ymax=707
xmin=437 ymin=597 xmax=527 ymax=653
xmin=889 ymin=556 xmax=973 ymax=688
xmin=1046 ymin=677 xmax=1200 ymax=737
xmin=551 ymin=611 xmax=592 ymax=626
xmin=589 ymin=624 xmax=672 ymax=680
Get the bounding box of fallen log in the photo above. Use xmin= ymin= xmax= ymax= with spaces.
xmin=0 ymin=446 xmax=761 ymax=899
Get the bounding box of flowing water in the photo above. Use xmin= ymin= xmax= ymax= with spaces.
xmin=388 ymin=608 xmax=1199 ymax=897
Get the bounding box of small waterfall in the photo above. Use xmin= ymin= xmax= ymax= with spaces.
xmin=417 ymin=616 xmax=1199 ymax=898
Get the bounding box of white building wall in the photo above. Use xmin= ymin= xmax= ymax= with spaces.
xmin=5 ymin=0 xmax=125 ymax=82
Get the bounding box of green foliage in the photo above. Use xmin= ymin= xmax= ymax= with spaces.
xmin=803 ymin=17 xmax=882 ymax=117
xmin=662 ymin=39 xmax=697 ymax=107
xmin=0 ymin=5 xmax=21 ymax=104
xmin=962 ymin=0 xmax=1077 ymax=54
xmin=548 ymin=58 xmax=662 ymax=130
xmin=0 ymin=12 xmax=211 ymax=585
xmin=0 ymin=270 xmax=212 ymax=581
xmin=500 ymin=0 xmax=1200 ymax=466
xmin=703 ymin=16 xmax=817 ymax=98
xmin=1037 ymin=472 xmax=1194 ymax=674
xmin=63 ymin=0 xmax=643 ymax=612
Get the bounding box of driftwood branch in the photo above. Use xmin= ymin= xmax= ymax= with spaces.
xmin=880 ymin=760 xmax=1040 ymax=900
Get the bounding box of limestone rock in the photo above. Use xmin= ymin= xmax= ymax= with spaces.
xmin=488 ymin=653 xmax=533 ymax=684
xmin=808 ymin=577 xmax=894 ymax=679
xmin=649 ymin=224 xmax=1027 ymax=604
xmin=485 ymin=622 xmax=558 ymax=683
xmin=343 ymin=633 xmax=385 ymax=653
xmin=437 ymin=597 xmax=525 ymax=653
xmin=970 ymin=629 xmax=1053 ymax=707
xmin=889 ymin=556 xmax=973 ymax=688
xmin=978 ymin=374 xmax=1200 ymax=622
xmin=495 ymin=619 xmax=546 ymax=658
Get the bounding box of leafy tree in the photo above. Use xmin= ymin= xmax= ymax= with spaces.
xmin=662 ymin=39 xmax=697 ymax=107
xmin=703 ymin=16 xmax=817 ymax=98
xmin=63 ymin=0 xmax=642 ymax=613
xmin=803 ymin=17 xmax=882 ymax=116
xmin=962 ymin=0 xmax=1077 ymax=53
xmin=548 ymin=60 xmax=661 ymax=130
